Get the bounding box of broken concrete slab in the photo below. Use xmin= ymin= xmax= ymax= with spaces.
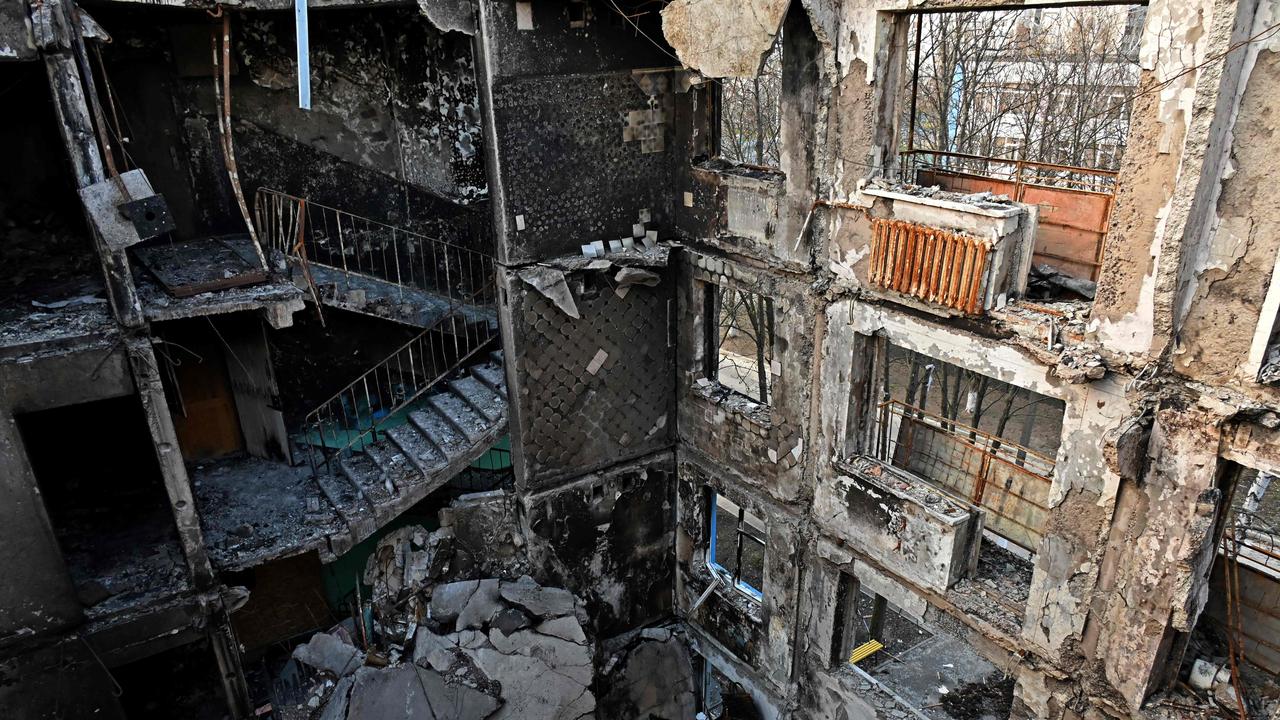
xmin=292 ymin=632 xmax=364 ymax=678
xmin=535 ymin=616 xmax=587 ymax=645
xmin=412 ymin=628 xmax=459 ymax=673
xmin=470 ymin=647 xmax=595 ymax=720
xmin=413 ymin=665 xmax=501 ymax=719
xmin=491 ymin=606 xmax=531 ymax=636
xmin=498 ymin=576 xmax=576 ymax=618
xmin=661 ymin=0 xmax=789 ymax=78
xmin=317 ymin=674 xmax=354 ymax=720
xmin=457 ymin=578 xmax=504 ymax=630
xmin=431 ymin=580 xmax=480 ymax=625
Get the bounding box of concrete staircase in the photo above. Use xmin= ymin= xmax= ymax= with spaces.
xmin=313 ymin=350 xmax=508 ymax=548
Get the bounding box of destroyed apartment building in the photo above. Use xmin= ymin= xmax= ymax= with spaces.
xmin=2 ymin=0 xmax=1280 ymax=717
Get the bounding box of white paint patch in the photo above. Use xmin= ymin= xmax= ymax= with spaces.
xmin=515 ymin=2 xmax=534 ymax=30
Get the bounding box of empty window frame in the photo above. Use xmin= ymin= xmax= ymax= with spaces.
xmin=717 ymin=34 xmax=782 ymax=167
xmin=901 ymin=5 xmax=1145 ymax=172
xmin=898 ymin=5 xmax=1145 ymax=287
xmin=831 ymin=573 xmax=931 ymax=670
xmin=708 ymin=492 xmax=766 ymax=600
xmin=704 ymin=283 xmax=775 ymax=404
xmin=873 ymin=343 xmax=1065 ymax=552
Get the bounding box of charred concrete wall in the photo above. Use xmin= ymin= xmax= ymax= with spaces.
xmin=500 ymin=263 xmax=675 ymax=489
xmin=93 ymin=7 xmax=485 ymax=244
xmin=522 ymin=454 xmax=676 ymax=638
xmin=0 ymin=345 xmax=135 ymax=642
xmin=476 ymin=0 xmax=706 ymax=263
xmin=481 ymin=1 xmax=695 ymax=642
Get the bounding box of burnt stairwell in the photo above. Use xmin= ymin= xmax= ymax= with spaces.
xmin=257 ymin=189 xmax=507 ymax=547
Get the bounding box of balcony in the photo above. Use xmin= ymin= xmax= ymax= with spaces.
xmin=872 ymin=399 xmax=1054 ymax=555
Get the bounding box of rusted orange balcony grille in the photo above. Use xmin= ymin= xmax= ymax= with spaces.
xmin=868 ymin=217 xmax=992 ymax=315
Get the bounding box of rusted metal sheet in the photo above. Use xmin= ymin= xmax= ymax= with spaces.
xmin=869 ymin=217 xmax=991 ymax=315
xmin=916 ymin=161 xmax=1114 ymax=282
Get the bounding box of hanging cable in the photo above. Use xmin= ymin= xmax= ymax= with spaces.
xmin=210 ymin=11 xmax=268 ymax=270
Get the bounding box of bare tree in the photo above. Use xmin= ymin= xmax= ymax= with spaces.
xmin=719 ymin=36 xmax=783 ymax=167
xmin=908 ymin=5 xmax=1143 ymax=172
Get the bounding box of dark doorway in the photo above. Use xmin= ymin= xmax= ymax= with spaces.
xmin=17 ymin=395 xmax=189 ymax=617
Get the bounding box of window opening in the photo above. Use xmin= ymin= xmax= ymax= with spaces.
xmin=705 ymin=283 xmax=775 ymax=404
xmin=899 ymin=4 xmax=1146 ymax=286
xmin=708 ymin=492 xmax=766 ymax=600
xmin=875 ymin=344 xmax=1065 ymax=553
xmin=697 ymin=657 xmax=762 ymax=720
xmin=832 ymin=574 xmax=932 ymax=671
xmin=717 ymin=33 xmax=782 ymax=167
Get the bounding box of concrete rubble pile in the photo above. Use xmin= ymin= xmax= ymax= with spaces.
xmin=265 ymin=517 xmax=586 ymax=719
xmin=272 ymin=524 xmax=695 ymax=720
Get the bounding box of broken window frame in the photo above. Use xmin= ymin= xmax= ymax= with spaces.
xmin=707 ymin=491 xmax=766 ymax=602
xmin=703 ymin=282 xmax=776 ymax=405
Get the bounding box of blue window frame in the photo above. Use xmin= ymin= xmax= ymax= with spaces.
xmin=707 ymin=492 xmax=766 ymax=601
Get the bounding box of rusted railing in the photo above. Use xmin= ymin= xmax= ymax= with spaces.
xmin=874 ymin=399 xmax=1055 ymax=552
xmin=900 ymin=149 xmax=1119 ymax=195
xmin=869 ymin=218 xmax=992 ymax=315
xmin=254 ymin=188 xmax=494 ymax=305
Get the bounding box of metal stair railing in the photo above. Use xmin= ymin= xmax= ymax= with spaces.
xmin=301 ymin=306 xmax=498 ymax=479
xmin=254 ymin=188 xmax=493 ymax=304
xmin=255 ymin=188 xmax=501 ymax=479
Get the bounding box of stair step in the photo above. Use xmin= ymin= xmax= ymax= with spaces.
xmin=338 ymin=452 xmax=382 ymax=487
xmin=470 ymin=363 xmax=507 ymax=398
xmin=386 ymin=423 xmax=446 ymax=477
xmin=426 ymin=391 xmax=488 ymax=442
xmin=315 ymin=469 xmax=375 ymax=539
xmin=449 ymin=376 xmax=503 ymax=422
xmin=352 ymin=445 xmax=408 ymax=502
xmin=409 ymin=409 xmax=468 ymax=456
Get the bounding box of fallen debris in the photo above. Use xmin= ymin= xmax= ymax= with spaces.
xmin=1025 ymin=263 xmax=1096 ymax=301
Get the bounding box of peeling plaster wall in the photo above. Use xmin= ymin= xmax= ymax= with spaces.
xmin=1175 ymin=0 xmax=1280 ymax=388
xmin=1094 ymin=402 xmax=1228 ymax=710
xmin=1092 ymin=0 xmax=1241 ymax=356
